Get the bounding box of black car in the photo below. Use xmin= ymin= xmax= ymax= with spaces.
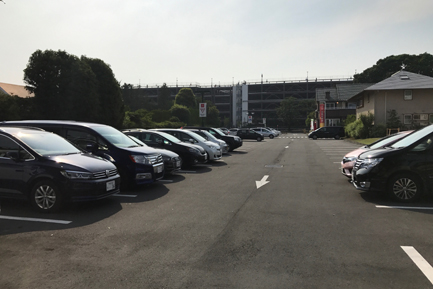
xmin=236 ymin=128 xmax=264 ymax=141
xmin=127 ymin=135 xmax=182 ymax=174
xmin=182 ymin=126 xmax=242 ymax=151
xmin=123 ymin=129 xmax=207 ymax=167
xmin=0 ymin=121 xmax=164 ymax=188
xmin=308 ymin=126 xmax=345 ymax=140
xmin=0 ymin=127 xmax=120 ymax=212
xmin=352 ymin=124 xmax=433 ymax=202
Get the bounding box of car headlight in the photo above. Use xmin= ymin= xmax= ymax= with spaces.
xmin=129 ymin=154 xmax=151 ymax=164
xmin=235 ymin=137 xmax=241 ymax=141
xmin=343 ymin=156 xmax=357 ymax=163
xmin=61 ymin=170 xmax=92 ymax=179
xmin=188 ymin=147 xmax=200 ymax=154
xmin=359 ymin=158 xmax=383 ymax=169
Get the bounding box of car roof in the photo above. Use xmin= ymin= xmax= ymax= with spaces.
xmin=0 ymin=126 xmax=50 ymax=136
xmin=0 ymin=120 xmax=108 ymax=128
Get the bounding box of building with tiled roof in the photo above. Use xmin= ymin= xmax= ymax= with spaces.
xmin=0 ymin=82 xmax=33 ymax=98
xmin=348 ymin=71 xmax=433 ymax=127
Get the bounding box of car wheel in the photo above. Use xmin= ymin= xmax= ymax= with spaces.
xmin=269 ymin=135 xmax=274 ymax=139
xmin=388 ymin=173 xmax=422 ymax=202
xmin=257 ymin=137 xmax=262 ymax=141
xmin=227 ymin=144 xmax=232 ymax=152
xmin=313 ymin=135 xmax=317 ymax=140
xmin=30 ymin=180 xmax=63 ymax=213
xmin=334 ymin=135 xmax=340 ymax=140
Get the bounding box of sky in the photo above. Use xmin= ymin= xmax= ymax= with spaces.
xmin=1 ymin=0 xmax=433 ymax=87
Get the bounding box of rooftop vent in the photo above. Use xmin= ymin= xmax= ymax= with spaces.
xmin=400 ymin=75 xmax=410 ymax=80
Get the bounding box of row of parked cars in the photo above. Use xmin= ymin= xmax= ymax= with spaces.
xmin=0 ymin=121 xmax=244 ymax=213
xmin=340 ymin=125 xmax=433 ymax=202
xmin=225 ymin=127 xmax=281 ymax=141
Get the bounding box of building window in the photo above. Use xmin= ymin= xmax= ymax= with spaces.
xmin=347 ymin=102 xmax=356 ymax=109
xmin=357 ymin=98 xmax=364 ymax=108
xmin=404 ymin=114 xmax=412 ymax=124
xmin=326 ymin=119 xmax=340 ymax=126
xmin=404 ymin=90 xmax=413 ymax=100
xmin=326 ymin=103 xmax=335 ymax=110
xmin=429 ymin=114 xmax=433 ymax=124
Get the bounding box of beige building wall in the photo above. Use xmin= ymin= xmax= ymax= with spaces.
xmin=356 ymin=88 xmax=433 ymax=125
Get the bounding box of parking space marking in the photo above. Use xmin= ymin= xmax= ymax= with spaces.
xmin=0 ymin=215 xmax=72 ymax=224
xmin=285 ymin=146 xmax=289 ymax=148
xmin=376 ymin=205 xmax=433 ymax=210
xmin=402 ymin=246 xmax=433 ymax=285
xmin=112 ymin=194 xmax=138 ymax=198
xmin=177 ymin=170 xmax=197 ymax=173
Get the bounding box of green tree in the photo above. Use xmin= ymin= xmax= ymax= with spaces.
xmin=354 ymin=53 xmax=433 ymax=83
xmin=81 ymin=56 xmax=125 ymax=128
xmin=206 ymin=106 xmax=220 ymax=127
xmin=277 ymin=97 xmax=315 ymax=130
xmin=24 ymin=49 xmax=100 ymax=121
xmin=157 ymin=83 xmax=172 ymax=110
xmin=386 ymin=109 xmax=402 ymax=129
xmin=175 ymin=88 xmax=196 ymax=108
xmin=170 ymin=104 xmax=190 ymax=123
xmin=0 ymin=93 xmax=20 ymax=120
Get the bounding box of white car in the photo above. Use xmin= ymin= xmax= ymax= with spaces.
xmin=252 ymin=127 xmax=276 ymax=139
xmin=155 ymin=129 xmax=222 ymax=161
xmin=265 ymin=127 xmax=281 ymax=136
xmin=186 ymin=129 xmax=229 ymax=154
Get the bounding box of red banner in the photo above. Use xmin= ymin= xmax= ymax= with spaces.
xmin=319 ymin=103 xmax=325 ymax=127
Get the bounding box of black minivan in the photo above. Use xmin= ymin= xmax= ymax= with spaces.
xmin=0 ymin=121 xmax=164 ymax=187
xmin=0 ymin=127 xmax=120 ymax=212
xmin=308 ymin=126 xmax=345 ymax=140
xmin=352 ymin=124 xmax=433 ymax=202
xmin=123 ymin=129 xmax=207 ymax=167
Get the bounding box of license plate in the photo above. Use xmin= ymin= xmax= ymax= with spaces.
xmin=106 ymin=180 xmax=115 ymax=191
xmin=176 ymin=160 xmax=181 ymax=167
xmin=154 ymin=165 xmax=163 ymax=173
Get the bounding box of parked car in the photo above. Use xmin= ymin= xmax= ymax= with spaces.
xmin=228 ymin=128 xmax=239 ymax=136
xmin=219 ymin=128 xmax=229 ymax=135
xmin=252 ymin=127 xmax=276 ymax=139
xmin=352 ymin=125 xmax=433 ymax=202
xmin=341 ymin=130 xmax=413 ymax=178
xmin=266 ymin=127 xmax=281 ymax=136
xmin=154 ymin=129 xmax=222 ymax=161
xmin=182 ymin=126 xmax=243 ymax=152
xmin=123 ymin=129 xmax=207 ymax=167
xmin=308 ymin=126 xmax=345 ymax=140
xmin=127 ymin=135 xmax=182 ymax=174
xmin=185 ymin=129 xmax=229 ymax=154
xmin=0 ymin=120 xmax=164 ymax=188
xmin=236 ymin=128 xmax=264 ymax=141
xmin=0 ymin=127 xmax=120 ymax=212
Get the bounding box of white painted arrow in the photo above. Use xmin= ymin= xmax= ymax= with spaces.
xmin=256 ymin=175 xmax=270 ymax=189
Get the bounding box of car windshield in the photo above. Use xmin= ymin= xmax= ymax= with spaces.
xmin=391 ymin=125 xmax=433 ymax=148
xmin=200 ymin=130 xmax=218 ymax=141
xmin=156 ymin=131 xmax=181 ymax=143
xmin=93 ymin=126 xmax=140 ymax=148
xmin=128 ymin=135 xmax=148 ymax=147
xmin=16 ymin=131 xmax=81 ymax=156
xmin=213 ymin=128 xmax=225 ymax=136
xmin=369 ymin=132 xmax=411 ymax=149
xmin=187 ymin=131 xmax=207 ymax=142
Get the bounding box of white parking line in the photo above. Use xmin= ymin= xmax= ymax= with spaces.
xmin=401 ymin=246 xmax=433 ymax=285
xmin=376 ymin=205 xmax=433 ymax=210
xmin=0 ymin=215 xmax=72 ymax=224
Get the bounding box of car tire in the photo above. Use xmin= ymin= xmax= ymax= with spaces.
xmin=227 ymin=144 xmax=232 ymax=152
xmin=313 ymin=135 xmax=317 ymax=140
xmin=334 ymin=135 xmax=340 ymax=140
xmin=269 ymin=135 xmax=274 ymax=139
xmin=388 ymin=173 xmax=422 ymax=202
xmin=30 ymin=180 xmax=63 ymax=213
xmin=257 ymin=137 xmax=262 ymax=141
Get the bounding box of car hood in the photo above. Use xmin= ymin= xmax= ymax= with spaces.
xmin=47 ymin=153 xmax=116 ymax=172
xmin=126 ymin=145 xmax=161 ymax=155
xmin=344 ymin=146 xmax=368 ymax=158
xmin=358 ymin=147 xmax=403 ymax=160
xmin=153 ymin=148 xmax=179 ymax=158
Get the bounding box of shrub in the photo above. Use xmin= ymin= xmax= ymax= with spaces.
xmin=370 ymin=124 xmax=386 ymax=138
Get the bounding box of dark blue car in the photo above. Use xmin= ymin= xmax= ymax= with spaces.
xmin=0 ymin=127 xmax=120 ymax=212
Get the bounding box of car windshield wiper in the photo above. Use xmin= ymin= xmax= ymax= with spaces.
xmin=128 ymin=145 xmax=140 ymax=148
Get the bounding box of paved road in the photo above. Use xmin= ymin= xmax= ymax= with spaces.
xmin=2 ymin=133 xmax=433 ymax=288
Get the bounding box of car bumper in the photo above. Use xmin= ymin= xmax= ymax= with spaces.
xmin=351 ymin=168 xmax=387 ymax=192
xmin=341 ymin=161 xmax=354 ymax=178
xmin=64 ymin=175 xmax=121 ymax=202
xmin=164 ymin=157 xmax=182 ymax=174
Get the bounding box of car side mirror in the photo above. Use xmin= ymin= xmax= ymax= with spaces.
xmin=189 ymin=138 xmax=195 ymax=144
xmin=163 ymin=140 xmax=171 ymax=145
xmin=86 ymin=143 xmax=98 ymax=152
xmin=6 ymin=151 xmax=19 ymax=161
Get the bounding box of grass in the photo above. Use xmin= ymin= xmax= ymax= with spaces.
xmin=346 ymin=137 xmax=381 ymax=145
